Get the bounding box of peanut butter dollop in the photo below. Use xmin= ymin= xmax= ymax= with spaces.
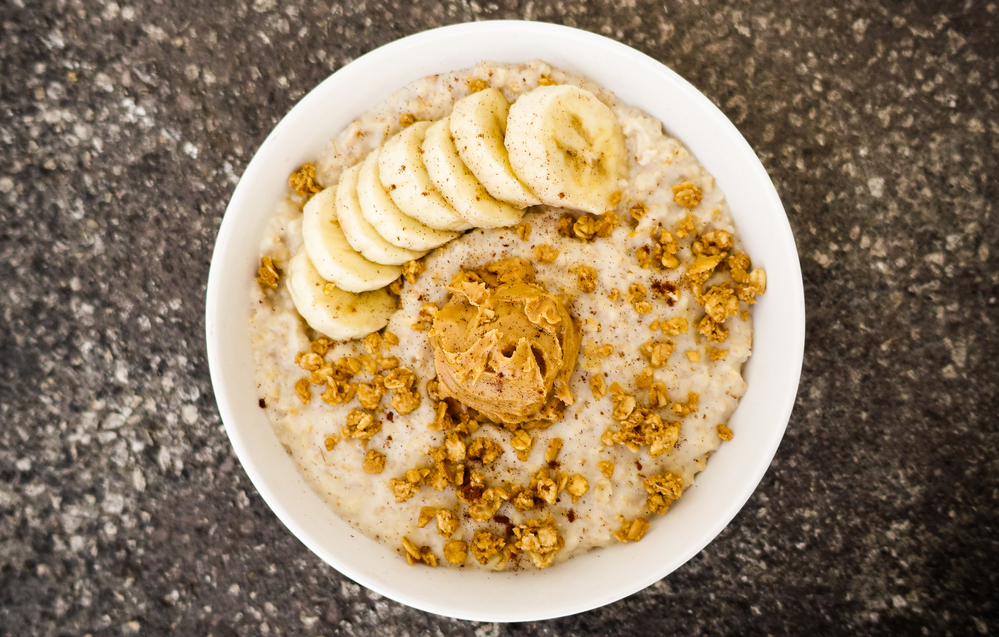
xmin=429 ymin=259 xmax=581 ymax=426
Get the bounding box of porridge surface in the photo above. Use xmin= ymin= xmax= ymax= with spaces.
xmin=249 ymin=60 xmax=754 ymax=569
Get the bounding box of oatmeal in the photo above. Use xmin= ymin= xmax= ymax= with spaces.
xmin=249 ymin=60 xmax=765 ymax=570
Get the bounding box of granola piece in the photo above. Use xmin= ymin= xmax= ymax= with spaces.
xmin=717 ymin=424 xmax=733 ymax=441
xmin=675 ymin=214 xmax=696 ymax=238
xmin=358 ymin=354 xmax=378 ymax=374
xmin=566 ymin=474 xmax=589 ymax=503
xmin=341 ymin=409 xmax=381 ymax=442
xmin=649 ymin=319 xmax=661 ymax=332
xmin=636 ymin=366 xmax=654 ymax=389
xmin=629 ymin=201 xmax=648 ymax=221
xmin=401 ymin=537 xmax=437 ymax=566
xmin=557 ymin=213 xmax=577 ymax=238
xmin=648 ymin=381 xmax=670 ymax=409
xmin=544 ymin=438 xmax=563 ymax=463
xmin=686 ymin=255 xmax=725 ymax=287
xmin=597 ymin=460 xmax=614 ymax=478
xmin=662 ymin=317 xmax=688 ymax=336
xmin=573 ymin=214 xmax=597 ymax=240
xmin=467 ymin=78 xmax=488 ymax=93
xmin=614 ymin=516 xmax=650 ymax=543
xmin=534 ymin=244 xmax=560 ymax=263
xmin=436 ymin=509 xmax=459 ymax=537
xmin=389 ymin=277 xmax=405 ymax=295
xmin=362 ymin=449 xmax=386 ymax=474
xmin=709 ymin=348 xmax=729 ymax=361
xmin=323 ymin=435 xmax=338 ymax=451
xmin=429 ymin=401 xmax=453 ymax=432
xmin=417 ymin=506 xmax=436 ymax=528
xmin=455 ymin=468 xmax=486 ymax=505
xmin=512 ymin=517 xmax=564 ymax=568
xmin=321 ymin=379 xmax=356 ymax=406
xmin=633 ymin=301 xmax=653 ymax=314
xmin=308 ymin=336 xmax=333 ymax=357
xmin=444 ymin=541 xmax=468 ymax=564
xmin=534 ymin=472 xmax=558 ymax=505
xmin=377 ymin=355 xmax=400 ymax=371
xmin=692 ymin=230 xmax=734 ymax=257
xmin=399 ymin=113 xmax=416 ymax=127
xmin=609 ymin=191 xmax=622 ymax=207
xmin=444 ymin=432 xmax=466 ymax=463
xmin=357 ymin=381 xmax=385 ymax=410
xmin=391 ymin=389 xmax=422 ymax=415
xmin=294 ymin=377 xmax=312 ymax=405
xmin=686 ymin=350 xmax=700 ymax=363
xmin=611 ymin=392 xmax=637 ymax=421
xmin=698 ymin=315 xmax=729 ymax=343
xmin=510 ymin=429 xmax=534 ymax=461
xmin=659 ymin=228 xmax=679 ymax=255
xmin=511 ymin=485 xmax=536 ymax=511
xmin=289 ymin=163 xmax=322 ymax=202
xmin=594 ymin=211 xmax=619 ymax=237
xmin=537 ymin=75 xmax=557 ymax=86
xmin=608 ymin=287 xmax=621 ymax=302
xmin=672 ymin=181 xmax=703 ymax=209
xmin=589 ymin=374 xmax=607 ymax=399
xmin=390 ymin=478 xmax=420 ymax=502
xmin=645 ymin=471 xmax=683 ymax=514
xmin=701 ymin=284 xmax=740 ymax=323
xmin=736 ymin=268 xmax=767 ymax=303
xmin=426 ymin=461 xmax=453 ymax=491
xmin=640 ymin=340 xmax=674 ymax=368
xmin=383 ymin=367 xmax=416 ymax=391
xmin=577 ymin=265 xmax=598 ymax=293
xmin=611 ymin=408 xmax=680 ymax=457
xmin=257 ymin=256 xmax=281 ymax=289
xmin=411 ymin=302 xmax=438 ymax=331
xmin=671 ymin=391 xmax=700 ymax=418
xmin=467 ymin=437 xmax=504 ymax=464
xmin=627 ymin=284 xmax=647 ymax=304
xmin=469 ymin=486 xmax=509 ymax=522
xmin=396 ymin=259 xmax=423 ymax=285
xmin=636 ymin=245 xmax=653 ymax=269
xmin=360 ymin=332 xmax=380 ymax=356
xmin=295 ymin=351 xmax=324 ymax=372
xmin=515 ymin=221 xmax=531 ymax=240
xmin=471 ymin=530 xmax=506 ymax=565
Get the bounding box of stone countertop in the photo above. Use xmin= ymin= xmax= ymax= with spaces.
xmin=1 ymin=0 xmax=996 ymax=635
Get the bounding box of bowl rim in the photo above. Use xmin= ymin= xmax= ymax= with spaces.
xmin=207 ymin=19 xmax=805 ymax=622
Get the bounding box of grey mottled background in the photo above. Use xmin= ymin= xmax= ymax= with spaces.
xmin=1 ymin=0 xmax=997 ymax=635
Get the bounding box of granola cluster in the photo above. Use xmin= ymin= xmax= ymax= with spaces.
xmin=290 ymin=329 xmax=422 ymax=474
xmin=288 ymin=162 xmax=322 ymax=203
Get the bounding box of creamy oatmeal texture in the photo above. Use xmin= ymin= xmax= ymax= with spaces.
xmin=249 ymin=60 xmax=764 ymax=570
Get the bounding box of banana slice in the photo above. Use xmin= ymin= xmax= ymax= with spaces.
xmin=356 ymin=148 xmax=460 ymax=251
xmin=422 ymin=117 xmax=525 ymax=228
xmin=301 ymin=186 xmax=402 ymax=293
xmin=505 ymin=84 xmax=627 ymax=214
xmin=336 ymin=164 xmax=427 ymax=266
xmin=286 ymin=247 xmax=396 ymax=341
xmin=450 ymin=87 xmax=541 ymax=208
xmin=379 ymin=121 xmax=471 ymax=231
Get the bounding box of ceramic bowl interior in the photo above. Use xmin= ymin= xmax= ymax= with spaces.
xmin=206 ymin=20 xmax=805 ymax=622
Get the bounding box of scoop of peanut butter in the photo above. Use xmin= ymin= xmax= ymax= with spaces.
xmin=429 ymin=259 xmax=581 ymax=427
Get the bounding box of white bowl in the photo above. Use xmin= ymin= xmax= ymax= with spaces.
xmin=206 ymin=20 xmax=805 ymax=622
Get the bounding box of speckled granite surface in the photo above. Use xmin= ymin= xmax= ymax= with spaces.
xmin=2 ymin=0 xmax=997 ymax=635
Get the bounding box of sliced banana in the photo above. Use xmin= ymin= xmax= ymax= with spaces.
xmin=336 ymin=164 xmax=427 ymax=266
xmin=450 ymin=87 xmax=541 ymax=209
xmin=286 ymin=247 xmax=396 ymax=341
xmin=379 ymin=121 xmax=471 ymax=231
xmin=301 ymin=186 xmax=402 ymax=293
xmin=505 ymin=84 xmax=627 ymax=214
xmin=422 ymin=117 xmax=525 ymax=228
xmin=356 ymin=148 xmax=460 ymax=251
